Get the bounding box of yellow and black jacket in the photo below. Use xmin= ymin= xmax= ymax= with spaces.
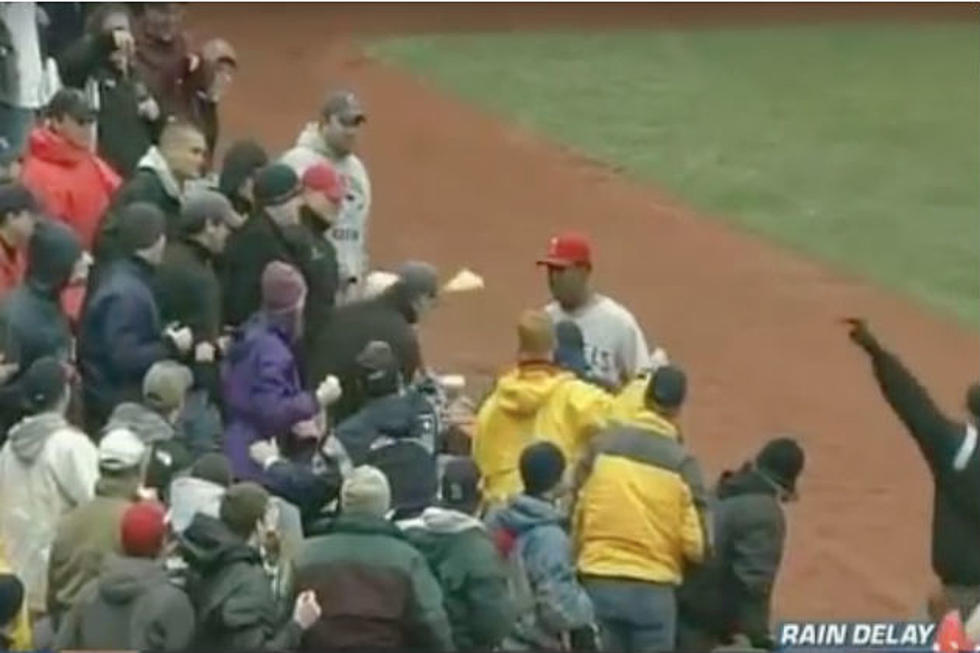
xmin=572 ymin=425 xmax=710 ymax=585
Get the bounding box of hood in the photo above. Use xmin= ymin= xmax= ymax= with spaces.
xmin=104 ymin=402 xmax=174 ymax=444
xmin=136 ymin=146 xmax=182 ymax=200
xmin=329 ymin=512 xmax=406 ymax=540
xmin=295 ymin=123 xmax=330 ymax=158
xmin=27 ymin=127 xmax=86 ymax=167
xmin=168 ymin=475 xmax=225 ymax=533
xmin=179 ymin=513 xmax=258 ymax=572
xmin=494 ymin=365 xmax=572 ymax=417
xmin=8 ymin=412 xmax=69 ymax=464
xmin=26 ymin=220 xmax=82 ymax=295
xmin=97 ymin=554 xmax=167 ymax=605
xmin=716 ymin=462 xmax=779 ymax=500
xmin=490 ymin=495 xmax=562 ymax=536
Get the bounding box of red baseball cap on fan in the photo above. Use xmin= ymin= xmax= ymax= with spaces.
xmin=301 ymin=162 xmax=346 ymax=204
xmin=537 ymin=232 xmax=592 ymax=268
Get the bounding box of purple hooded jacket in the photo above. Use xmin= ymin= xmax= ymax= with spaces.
xmin=221 ymin=313 xmax=318 ymax=480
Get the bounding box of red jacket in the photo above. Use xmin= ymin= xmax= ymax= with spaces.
xmin=21 ymin=128 xmax=121 ymax=251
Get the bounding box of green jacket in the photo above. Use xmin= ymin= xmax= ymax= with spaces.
xmin=293 ymin=512 xmax=454 ymax=650
xmin=401 ymin=507 xmax=515 ymax=650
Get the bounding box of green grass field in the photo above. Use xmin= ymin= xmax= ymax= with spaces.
xmin=368 ymin=23 xmax=979 ymax=324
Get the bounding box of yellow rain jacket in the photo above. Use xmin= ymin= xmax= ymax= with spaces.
xmin=474 ymin=363 xmax=613 ymax=503
xmin=0 ymin=537 xmax=32 ymax=651
xmin=609 ymin=373 xmax=679 ymax=439
xmin=573 ymin=425 xmax=709 ymax=585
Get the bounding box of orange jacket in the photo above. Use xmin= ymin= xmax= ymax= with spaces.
xmin=21 ymin=127 xmax=121 ymax=251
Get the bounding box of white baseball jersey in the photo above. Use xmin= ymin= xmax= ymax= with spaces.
xmin=545 ymin=294 xmax=651 ymax=389
xmin=281 ymin=124 xmax=372 ymax=289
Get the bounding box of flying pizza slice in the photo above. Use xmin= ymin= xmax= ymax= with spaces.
xmin=443 ymin=268 xmax=485 ymax=294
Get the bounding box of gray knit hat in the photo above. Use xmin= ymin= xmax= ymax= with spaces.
xmin=341 ymin=466 xmax=391 ymax=518
xmin=118 ymin=202 xmax=166 ymax=253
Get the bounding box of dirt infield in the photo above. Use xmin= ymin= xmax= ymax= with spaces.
xmin=191 ymin=4 xmax=978 ymax=619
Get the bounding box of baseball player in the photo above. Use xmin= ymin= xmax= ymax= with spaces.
xmin=281 ymin=90 xmax=371 ymax=304
xmin=539 ymin=232 xmax=655 ymax=390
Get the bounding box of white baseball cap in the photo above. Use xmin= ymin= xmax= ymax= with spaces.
xmin=98 ymin=427 xmax=148 ymax=472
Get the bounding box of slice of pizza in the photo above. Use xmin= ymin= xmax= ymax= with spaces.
xmin=443 ymin=268 xmax=485 ymax=293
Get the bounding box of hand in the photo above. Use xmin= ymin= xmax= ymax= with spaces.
xmin=292 ymin=417 xmax=322 ymax=440
xmin=138 ymin=96 xmax=160 ymax=121
xmin=843 ymin=317 xmax=877 ymax=350
xmin=649 ymin=346 xmax=670 ymax=371
xmin=292 ymin=590 xmax=321 ymax=630
xmin=165 ymin=325 xmax=194 ymax=355
xmin=185 ymin=53 xmax=200 ymax=74
xmin=194 ymin=341 xmax=216 ymax=363
xmin=0 ymin=353 xmax=18 ymax=385
xmin=111 ymin=29 xmax=135 ymax=57
xmin=315 ymin=375 xmax=342 ymax=407
xmin=249 ymin=439 xmax=280 ymax=469
xmin=217 ymin=334 xmax=232 ymax=354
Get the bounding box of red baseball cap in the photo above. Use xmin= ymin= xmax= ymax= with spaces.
xmin=536 ymin=232 xmax=592 ymax=268
xmin=301 ymin=162 xmax=346 ymax=204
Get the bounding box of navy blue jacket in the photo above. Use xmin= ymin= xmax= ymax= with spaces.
xmin=79 ymin=256 xmax=175 ymax=418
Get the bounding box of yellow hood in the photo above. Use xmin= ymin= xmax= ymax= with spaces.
xmin=494 ymin=364 xmax=576 ymax=417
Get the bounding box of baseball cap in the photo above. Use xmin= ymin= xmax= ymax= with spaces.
xmin=20 ymin=356 xmax=68 ymax=412
xmin=253 ymin=163 xmax=300 ymax=207
xmin=46 ymin=88 xmax=97 ymax=124
xmin=356 ymin=340 xmax=399 ymax=395
xmin=120 ymin=501 xmax=167 ymax=558
xmin=321 ymin=90 xmax=366 ymax=126
xmin=537 ymin=232 xmax=592 ymax=269
xmin=301 ymin=162 xmax=346 ymax=204
xmin=98 ymin=427 xmax=148 ymax=472
xmin=440 ymin=456 xmax=481 ymax=512
xmin=143 ymin=360 xmax=193 ymax=413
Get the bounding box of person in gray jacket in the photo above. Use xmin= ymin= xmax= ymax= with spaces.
xmin=54 ymin=500 xmax=195 ymax=651
xmin=676 ymin=437 xmax=805 ymax=652
xmin=486 ymin=441 xmax=597 ymax=651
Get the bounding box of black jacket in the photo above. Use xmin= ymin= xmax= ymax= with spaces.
xmin=678 ymin=464 xmax=785 ymax=649
xmin=78 ymin=257 xmax=176 ymax=422
xmin=221 ymin=211 xmax=305 ymax=329
xmin=56 ymin=31 xmax=156 ymax=178
xmin=307 ymin=284 xmax=423 ymax=422
xmin=298 ymin=208 xmax=339 ymax=338
xmin=179 ymin=513 xmax=302 ymax=651
xmin=155 ymin=237 xmax=222 ymax=397
xmin=858 ymin=338 xmax=980 ymax=585
xmin=336 ymin=390 xmax=439 ymax=517
xmin=0 ymin=220 xmax=81 ymax=433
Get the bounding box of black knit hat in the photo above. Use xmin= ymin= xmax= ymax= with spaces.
xmin=118 ymin=202 xmax=166 ymax=253
xmin=218 ymin=140 xmax=268 ymax=199
xmin=441 ymin=456 xmax=481 ymax=512
xmin=0 ymin=573 xmax=24 ymax=626
xmin=21 ymin=356 xmax=67 ymax=413
xmin=756 ymin=437 xmax=805 ymax=495
xmin=646 ymin=364 xmax=687 ymax=410
xmin=0 ymin=182 xmax=38 ymax=218
xmin=220 ymin=482 xmax=270 ymax=539
xmin=967 ymin=383 xmax=980 ymax=420
xmin=520 ymin=441 xmax=566 ymax=497
xmin=356 ymin=340 xmax=399 ymax=397
xmin=253 ymin=163 xmax=300 ymax=207
xmin=192 ymin=452 xmax=233 ymax=487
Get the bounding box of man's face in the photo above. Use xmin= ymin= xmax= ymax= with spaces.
xmin=547 ymin=265 xmax=589 ymax=309
xmin=164 ymin=131 xmax=206 ymax=181
xmin=143 ymin=3 xmax=183 ymax=42
xmin=268 ymin=195 xmax=302 ymax=227
xmin=54 ymin=114 xmax=95 ymax=150
xmin=208 ymin=62 xmax=235 ymax=102
xmin=303 ymin=189 xmax=339 ymax=225
xmin=103 ymin=12 xmax=131 ymax=71
xmin=322 ymin=113 xmax=363 ymax=157
xmin=6 ymin=210 xmax=36 ymax=245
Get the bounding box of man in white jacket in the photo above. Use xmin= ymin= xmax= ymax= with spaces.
xmin=0 ymin=356 xmax=98 ymax=616
xmin=281 ymin=90 xmax=371 ymax=304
